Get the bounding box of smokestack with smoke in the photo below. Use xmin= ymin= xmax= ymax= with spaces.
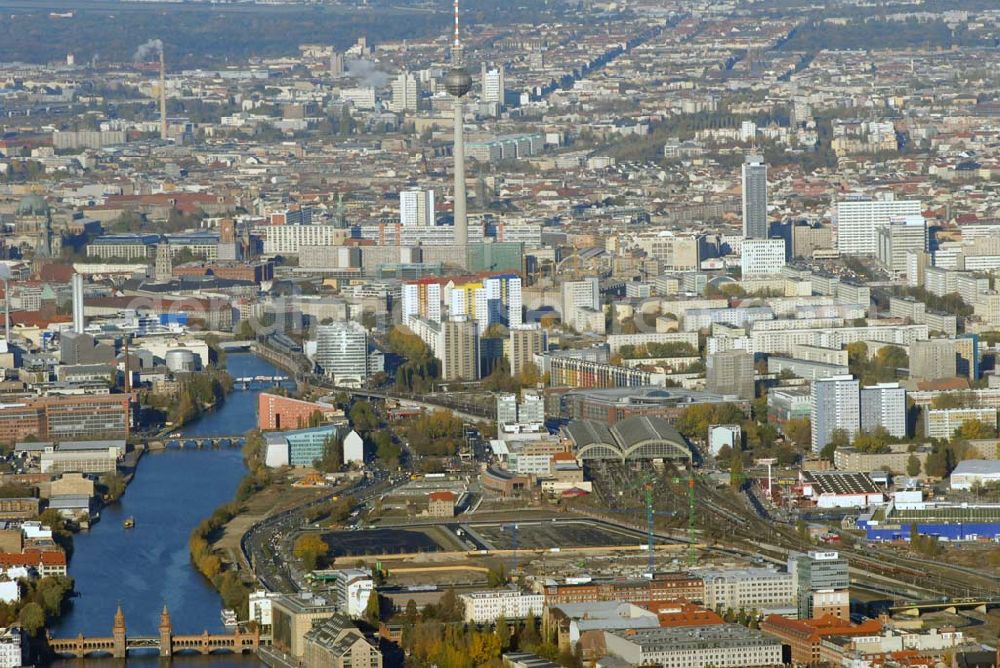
xmin=346 ymin=59 xmax=389 ymax=89
xmin=133 ymin=38 xmax=163 ymax=63
xmin=159 ymin=46 xmax=167 ymax=141
xmin=132 ymin=39 xmax=167 ymax=141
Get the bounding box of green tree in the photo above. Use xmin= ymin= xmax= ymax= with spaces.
xmin=925 ymin=444 xmax=954 ymax=478
xmin=364 ymin=590 xmax=381 ymax=624
xmin=954 ymin=419 xmax=996 ymax=441
xmin=99 ymin=473 xmax=126 ymax=501
xmin=404 ymin=599 xmax=419 ymax=625
xmin=820 ymin=428 xmax=850 ymax=461
xmin=853 ymin=426 xmax=892 ymax=454
xmin=783 ymin=418 xmax=811 ymax=447
xmin=18 ymin=602 xmax=45 ymax=636
xmin=293 ymin=534 xmax=329 ymax=571
xmin=487 ymin=563 xmax=508 ymax=588
xmin=846 ymin=342 xmax=869 ymax=377
xmin=434 ymin=589 xmax=464 ymax=623
xmin=350 ymin=400 xmax=379 ymax=432
xmin=906 ymin=453 xmax=922 ymax=477
xmin=306 ymin=409 xmax=325 ymax=428
xmin=729 ymin=451 xmax=744 ymax=488
xmin=496 ymin=614 xmax=511 ymax=650
xmin=520 ymin=610 xmax=540 ymax=648
xmin=314 ymin=435 xmax=343 ymax=473
xmin=374 ymin=431 xmax=401 ymax=469
xmin=218 ymin=571 xmax=251 ymax=618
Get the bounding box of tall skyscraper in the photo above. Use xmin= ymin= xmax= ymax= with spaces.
xmin=876 ymin=216 xmax=927 ymax=275
xmin=441 ymin=316 xmax=479 ymax=381
xmin=860 ymin=383 xmax=906 ymax=438
xmin=390 ymin=71 xmax=418 ymax=113
xmin=154 ymin=244 xmax=172 ymax=283
xmin=706 ymin=350 xmax=755 ymax=400
xmin=835 ymin=195 xmax=922 ymax=256
xmin=810 ymin=375 xmax=860 ymax=454
xmin=909 ymin=339 xmax=957 ymax=381
xmin=444 ymin=0 xmax=472 ymax=259
xmin=482 ymin=66 xmax=505 ymax=104
xmin=741 ymin=154 xmax=768 ymax=239
xmin=400 ymin=189 xmax=435 ymax=226
xmin=790 ymin=551 xmax=850 ymax=620
xmin=330 ymin=51 xmax=344 ymax=77
xmin=505 ymin=325 xmax=544 ymax=378
xmin=314 ymin=322 xmax=381 ymax=386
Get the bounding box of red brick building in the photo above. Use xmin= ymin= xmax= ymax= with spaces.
xmin=760 ymin=614 xmax=883 ymax=666
xmin=544 ymin=574 xmax=705 ymax=606
xmin=257 ymin=393 xmax=339 ymax=431
xmin=635 ymin=599 xmax=725 ymax=628
xmin=0 ymin=394 xmax=130 ymax=444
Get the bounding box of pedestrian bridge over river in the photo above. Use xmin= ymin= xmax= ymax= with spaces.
xmin=148 ymin=435 xmax=247 ymax=450
xmin=47 ymin=605 xmax=259 ymax=659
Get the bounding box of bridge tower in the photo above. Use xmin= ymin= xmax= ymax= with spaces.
xmin=159 ymin=605 xmax=173 ymax=657
xmin=112 ymin=605 xmax=126 ymax=659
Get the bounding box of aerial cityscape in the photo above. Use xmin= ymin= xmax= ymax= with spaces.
xmin=0 ymin=0 xmax=995 ymax=666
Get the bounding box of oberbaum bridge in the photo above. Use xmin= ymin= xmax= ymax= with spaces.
xmin=46 ymin=605 xmax=259 ymax=659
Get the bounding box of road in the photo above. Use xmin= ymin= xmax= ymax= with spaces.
xmin=241 ymin=470 xmax=402 ymax=593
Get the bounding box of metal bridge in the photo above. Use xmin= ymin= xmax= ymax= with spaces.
xmin=888 ymin=597 xmax=1000 ymax=616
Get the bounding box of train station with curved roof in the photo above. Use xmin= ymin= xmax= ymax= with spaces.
xmin=564 ymin=415 xmax=692 ymax=462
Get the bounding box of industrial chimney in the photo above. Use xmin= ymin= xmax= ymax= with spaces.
xmin=159 ymin=47 xmax=167 ymax=141
xmin=71 ymin=273 xmax=84 ymax=334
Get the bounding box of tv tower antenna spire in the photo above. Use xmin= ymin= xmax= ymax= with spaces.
xmin=445 ymin=0 xmax=472 ymax=264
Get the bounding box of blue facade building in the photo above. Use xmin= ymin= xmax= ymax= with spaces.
xmin=263 ymin=425 xmax=338 ymax=468
xmin=858 ymin=500 xmax=1000 ymax=542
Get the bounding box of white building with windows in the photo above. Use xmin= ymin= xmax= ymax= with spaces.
xmin=604 ymin=625 xmax=782 ymax=668
xmin=835 ymin=196 xmax=922 ymax=256
xmin=400 ymin=189 xmax=434 ymax=226
xmin=390 ymin=71 xmax=418 ymax=113
xmin=0 ymin=627 xmax=22 ymax=668
xmin=313 ymin=322 xmax=381 ymax=386
xmin=700 ymin=568 xmax=795 ymax=610
xmin=740 ymin=238 xmax=786 ymax=277
xmin=860 ymin=383 xmax=907 ymax=438
xmin=460 ymin=589 xmax=544 ymax=624
xmin=811 ymin=375 xmax=860 ymax=454
xmin=483 ymin=67 xmax=505 ymax=103
xmin=259 ymin=225 xmax=347 ymax=255
xmin=332 ymin=569 xmax=374 ymax=618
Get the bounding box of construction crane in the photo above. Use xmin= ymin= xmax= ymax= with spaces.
xmin=617 ymin=472 xmax=666 ymax=577
xmin=669 ymin=470 xmax=698 ymax=568
xmin=669 ymin=464 xmax=750 ymax=567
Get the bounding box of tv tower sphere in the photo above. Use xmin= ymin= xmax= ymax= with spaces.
xmin=445 ymin=66 xmax=472 ymax=98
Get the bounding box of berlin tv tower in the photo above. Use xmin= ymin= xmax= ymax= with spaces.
xmin=444 ymin=0 xmax=472 ymax=259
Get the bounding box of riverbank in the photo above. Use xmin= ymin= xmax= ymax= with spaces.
xmin=50 ymin=353 xmax=277 ymax=667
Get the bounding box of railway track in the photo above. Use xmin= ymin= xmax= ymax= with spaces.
xmin=589 ymin=463 xmax=1000 ymax=600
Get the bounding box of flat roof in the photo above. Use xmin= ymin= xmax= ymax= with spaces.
xmin=951 ymin=459 xmax=1000 ymax=476
xmin=802 ymin=470 xmax=880 ymax=496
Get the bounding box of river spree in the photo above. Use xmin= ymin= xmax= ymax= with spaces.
xmin=51 ymin=353 xmax=277 ymax=666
